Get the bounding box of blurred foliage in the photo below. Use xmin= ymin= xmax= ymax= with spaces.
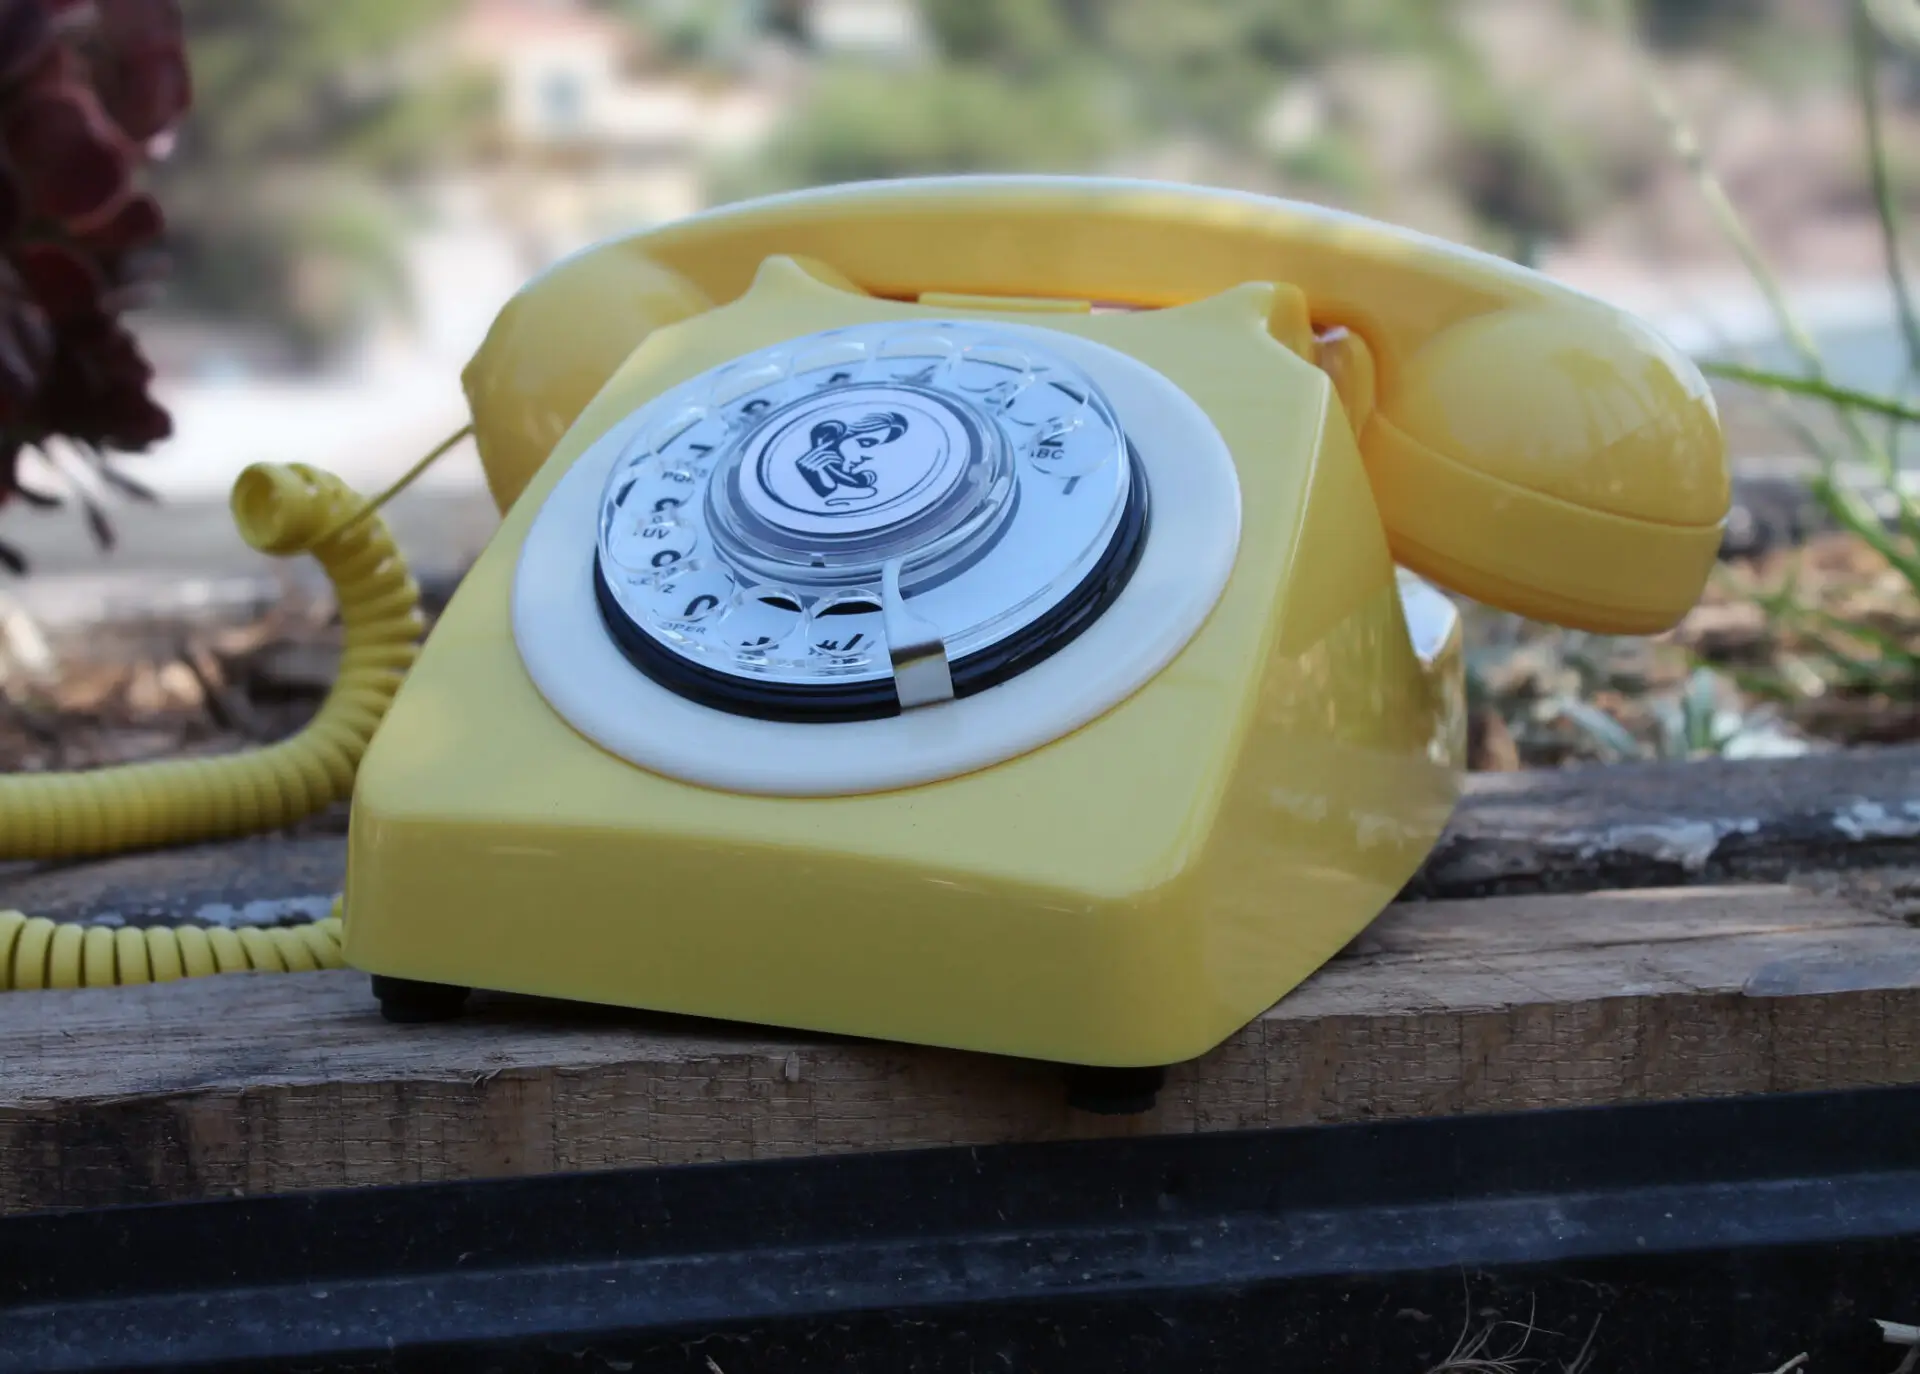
xmin=718 ymin=64 xmax=1122 ymax=192
xmin=708 ymin=0 xmax=1130 ymax=198
xmin=147 ymin=0 xmax=1862 ymax=358
xmin=1446 ymin=0 xmax=1920 ymax=770
xmin=1705 ymin=2 xmax=1920 ymax=712
xmin=1631 ymin=0 xmax=1781 ymax=50
xmin=1438 ymin=70 xmax=1598 ymax=254
xmin=720 ymin=0 xmax=1465 ymax=202
xmin=1089 ymin=0 xmax=1458 ymax=134
xmin=921 ymin=0 xmax=1083 ymax=69
xmin=151 ymin=0 xmax=493 ymax=364
xmin=1271 ymin=131 xmax=1373 ymax=200
xmin=715 ymin=0 xmax=1780 ymax=256
xmin=602 ymin=0 xmax=770 ymax=68
xmin=1577 ymin=0 xmax=1920 ymax=755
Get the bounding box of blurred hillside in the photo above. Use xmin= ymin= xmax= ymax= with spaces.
xmin=138 ymin=0 xmax=1916 ymax=371
xmin=3 ymin=0 xmax=1916 ymax=774
xmin=1 ymin=0 xmax=1910 ymax=585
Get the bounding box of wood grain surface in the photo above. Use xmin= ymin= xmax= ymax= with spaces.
xmin=5 ymin=879 xmax=1915 ymax=1214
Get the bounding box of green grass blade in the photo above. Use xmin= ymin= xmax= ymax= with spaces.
xmin=1805 ymin=474 xmax=1920 ymax=587
xmin=1855 ymin=0 xmax=1920 ymax=371
xmin=1853 ymin=0 xmax=1920 ymax=545
xmin=1703 ymin=362 xmax=1920 ymax=424
xmin=1799 ymin=604 xmax=1920 ymax=670
xmin=1725 ymin=665 xmax=1800 ymax=705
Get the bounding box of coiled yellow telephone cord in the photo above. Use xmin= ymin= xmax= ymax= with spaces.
xmin=0 ymin=456 xmax=437 ymax=991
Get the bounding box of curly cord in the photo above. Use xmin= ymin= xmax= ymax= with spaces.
xmin=0 ymin=455 xmax=440 ymax=990
xmin=0 ymin=911 xmax=348 ymax=989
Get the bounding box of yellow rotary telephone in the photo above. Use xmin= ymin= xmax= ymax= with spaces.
xmin=0 ymin=177 xmax=1727 ymax=1076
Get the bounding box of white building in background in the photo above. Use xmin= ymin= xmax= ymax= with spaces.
xmin=804 ymin=0 xmax=927 ymax=57
xmin=452 ymin=0 xmax=789 ymax=240
xmin=457 ymin=0 xmax=788 ymax=156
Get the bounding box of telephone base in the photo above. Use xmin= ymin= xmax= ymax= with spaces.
xmin=371 ymin=975 xmax=472 ymax=1025
xmin=1065 ymin=1065 xmax=1167 ymax=1116
xmin=342 ymin=261 xmax=1473 ymax=1069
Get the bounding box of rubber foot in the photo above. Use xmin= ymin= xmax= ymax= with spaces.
xmin=372 ymin=974 xmax=471 ymax=1024
xmin=1065 ymin=1065 xmax=1166 ymax=1116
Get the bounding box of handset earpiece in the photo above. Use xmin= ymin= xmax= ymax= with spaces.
xmin=1360 ymin=302 xmax=1727 ymax=636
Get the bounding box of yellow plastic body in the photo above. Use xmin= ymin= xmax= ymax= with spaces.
xmin=464 ymin=177 xmax=1728 ymax=635
xmin=344 ymin=256 xmax=1466 ymax=1067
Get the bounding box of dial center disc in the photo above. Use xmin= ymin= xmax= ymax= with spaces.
xmin=734 ymin=383 xmax=978 ymax=544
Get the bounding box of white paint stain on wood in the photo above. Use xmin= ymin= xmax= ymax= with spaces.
xmin=1575 ymin=818 xmax=1762 ymax=873
xmin=1832 ymin=800 xmax=1920 ymax=842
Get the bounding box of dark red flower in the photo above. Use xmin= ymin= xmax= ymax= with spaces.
xmin=76 ymin=187 xmax=158 ymax=251
xmin=0 ymin=306 xmax=49 ymax=423
xmin=92 ymin=0 xmax=188 ymax=141
xmin=0 ymin=0 xmax=52 ymax=84
xmin=4 ymin=81 xmax=135 ymax=231
xmin=0 ymin=290 xmax=51 ymax=370
xmin=0 ymin=0 xmax=186 ymax=555
xmin=0 ymin=163 xmax=20 ymax=241
xmin=95 ymin=0 xmax=181 ymax=46
xmin=16 ymin=241 xmax=103 ymax=317
xmin=17 ymin=36 xmax=82 ymax=92
xmin=36 ymin=310 xmax=170 ymax=449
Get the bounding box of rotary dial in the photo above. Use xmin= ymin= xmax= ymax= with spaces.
xmin=592 ymin=320 xmax=1149 ymax=721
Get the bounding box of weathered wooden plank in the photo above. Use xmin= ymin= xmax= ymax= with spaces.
xmin=0 ymin=827 xmax=347 ymax=927
xmin=3 ymin=882 xmax=1915 ymax=1214
xmin=4 ymin=747 xmax=1914 ymax=926
xmin=1407 ymin=742 xmax=1920 ymax=899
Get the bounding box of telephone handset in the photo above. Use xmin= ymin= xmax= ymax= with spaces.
xmin=1 ymin=177 xmax=1728 ymax=1077
xmin=465 ymin=176 xmax=1728 ymax=636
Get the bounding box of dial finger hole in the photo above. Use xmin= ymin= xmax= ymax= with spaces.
xmin=793 ymin=338 xmax=868 ymax=387
xmin=723 ymin=386 xmax=793 ymax=432
xmin=647 ymin=561 xmax=736 ymax=632
xmin=606 ymin=446 xmax=650 ymax=495
xmin=609 ymin=514 xmax=699 ymax=576
xmin=1002 ymin=376 xmax=1089 ymax=429
xmin=640 ymin=406 xmax=706 ymax=455
xmin=1025 ymin=415 xmax=1118 ymax=480
xmin=710 ymin=358 xmax=788 ymax=407
xmin=618 ymin=459 xmax=701 ymax=521
xmin=805 ymin=591 xmax=887 ymax=666
xmin=655 ymin=414 xmax=727 ymax=469
xmin=953 ymin=344 xmax=1031 ymax=405
xmin=603 ymin=478 xmax=696 ymax=560
xmin=718 ymin=586 xmax=806 ymax=653
xmin=875 ymin=329 xmax=960 ymax=383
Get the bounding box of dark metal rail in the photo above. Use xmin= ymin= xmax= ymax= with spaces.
xmin=3 ymin=1085 xmax=1917 ymax=1373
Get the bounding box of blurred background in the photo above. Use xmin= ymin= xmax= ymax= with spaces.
xmin=2 ymin=0 xmax=1917 ymax=773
